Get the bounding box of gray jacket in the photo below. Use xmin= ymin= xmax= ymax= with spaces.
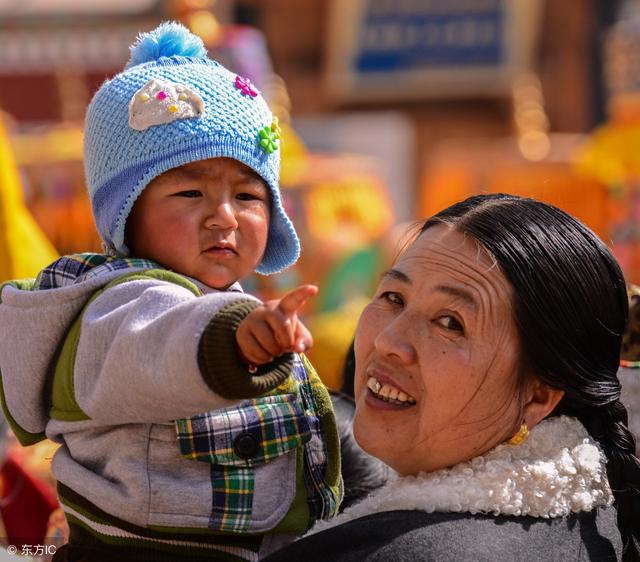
xmin=267 ymin=415 xmax=622 ymax=561
xmin=0 ymin=256 xmax=341 ymax=560
xmin=263 ymin=508 xmax=621 ymax=561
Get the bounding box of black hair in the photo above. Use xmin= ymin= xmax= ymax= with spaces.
xmin=422 ymin=193 xmax=640 ymax=561
xmin=339 ymin=341 xmax=356 ymax=399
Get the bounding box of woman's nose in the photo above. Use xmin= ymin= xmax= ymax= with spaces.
xmin=204 ymin=202 xmax=239 ymax=230
xmin=373 ymin=319 xmax=417 ymax=364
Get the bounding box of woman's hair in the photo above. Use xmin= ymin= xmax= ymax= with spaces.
xmin=340 ymin=341 xmax=356 ymax=399
xmin=422 ymin=193 xmax=640 ymax=561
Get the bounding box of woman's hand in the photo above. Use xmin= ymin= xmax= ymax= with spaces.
xmin=235 ymin=285 xmax=318 ymax=367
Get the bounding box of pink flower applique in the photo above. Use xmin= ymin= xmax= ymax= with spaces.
xmin=234 ymin=75 xmax=259 ymax=98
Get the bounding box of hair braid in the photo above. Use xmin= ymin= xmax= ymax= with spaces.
xmin=562 ymin=400 xmax=640 ymax=561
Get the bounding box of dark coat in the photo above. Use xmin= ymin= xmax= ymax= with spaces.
xmin=264 ymin=507 xmax=622 ymax=562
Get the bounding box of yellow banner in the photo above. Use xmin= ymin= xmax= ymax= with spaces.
xmin=0 ymin=115 xmax=58 ymax=282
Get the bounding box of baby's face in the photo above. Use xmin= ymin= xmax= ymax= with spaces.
xmin=126 ymin=157 xmax=270 ymax=289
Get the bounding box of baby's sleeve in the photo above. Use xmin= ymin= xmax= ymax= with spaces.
xmin=197 ymin=299 xmax=293 ymax=399
xmin=71 ymin=278 xmax=290 ymax=424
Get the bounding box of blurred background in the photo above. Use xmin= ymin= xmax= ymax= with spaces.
xmin=1 ymin=0 xmax=640 ymax=555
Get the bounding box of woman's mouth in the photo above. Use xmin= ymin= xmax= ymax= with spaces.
xmin=366 ymin=376 xmax=416 ymax=406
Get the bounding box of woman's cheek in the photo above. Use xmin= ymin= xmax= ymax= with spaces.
xmin=358 ymin=301 xmax=391 ymax=337
xmin=352 ymin=408 xmax=380 ymax=458
xmin=353 ymin=304 xmax=378 ymax=355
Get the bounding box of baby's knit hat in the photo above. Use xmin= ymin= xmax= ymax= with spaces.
xmin=83 ymin=21 xmax=299 ymax=275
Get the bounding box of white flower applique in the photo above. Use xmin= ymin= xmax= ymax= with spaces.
xmin=128 ymin=78 xmax=204 ymax=131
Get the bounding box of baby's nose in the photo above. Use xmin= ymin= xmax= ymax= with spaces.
xmin=204 ymin=202 xmax=239 ymax=229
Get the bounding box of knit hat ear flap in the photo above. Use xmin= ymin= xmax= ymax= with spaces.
xmin=83 ymin=21 xmax=300 ymax=275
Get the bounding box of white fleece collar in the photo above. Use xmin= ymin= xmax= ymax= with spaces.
xmin=313 ymin=416 xmax=612 ymax=534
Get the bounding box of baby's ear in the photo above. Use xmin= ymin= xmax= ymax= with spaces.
xmin=522 ymin=378 xmax=565 ymax=430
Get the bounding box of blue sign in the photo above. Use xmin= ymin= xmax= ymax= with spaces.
xmin=355 ymin=0 xmax=504 ymax=73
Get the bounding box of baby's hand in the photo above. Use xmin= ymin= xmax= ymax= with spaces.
xmin=236 ymin=285 xmax=318 ymax=367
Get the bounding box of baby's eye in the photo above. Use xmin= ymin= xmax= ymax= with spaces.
xmin=174 ymin=190 xmax=202 ymax=198
xmin=379 ymin=291 xmax=404 ymax=306
xmin=435 ymin=315 xmax=464 ymax=333
xmin=236 ymin=192 xmax=263 ymax=201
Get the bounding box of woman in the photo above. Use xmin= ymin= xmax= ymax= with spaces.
xmin=265 ymin=194 xmax=640 ymax=562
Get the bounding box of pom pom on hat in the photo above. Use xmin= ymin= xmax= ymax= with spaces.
xmin=126 ymin=21 xmax=208 ymax=69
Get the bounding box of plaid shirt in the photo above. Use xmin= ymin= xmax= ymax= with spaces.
xmin=175 ymin=354 xmax=341 ymax=533
xmin=34 ymin=253 xmax=159 ymax=290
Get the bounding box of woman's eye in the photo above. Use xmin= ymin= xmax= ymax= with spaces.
xmin=435 ymin=315 xmax=464 ymax=333
xmin=175 ymin=190 xmax=202 ymax=198
xmin=380 ymin=291 xmax=404 ymax=306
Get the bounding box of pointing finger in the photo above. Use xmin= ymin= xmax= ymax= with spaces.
xmin=277 ymin=285 xmax=318 ymax=316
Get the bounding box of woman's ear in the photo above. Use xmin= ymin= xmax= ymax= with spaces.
xmin=522 ymin=378 xmax=565 ymax=429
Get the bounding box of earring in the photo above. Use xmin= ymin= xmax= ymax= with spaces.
xmin=507 ymin=422 xmax=529 ymax=446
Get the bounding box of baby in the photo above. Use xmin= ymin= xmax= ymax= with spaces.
xmin=0 ymin=22 xmax=341 ymax=562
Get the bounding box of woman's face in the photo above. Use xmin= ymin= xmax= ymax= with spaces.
xmin=353 ymin=224 xmax=523 ymax=475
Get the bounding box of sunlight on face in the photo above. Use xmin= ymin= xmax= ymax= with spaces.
xmin=353 ymin=224 xmax=523 ymax=475
xmin=126 ymin=158 xmax=270 ymax=289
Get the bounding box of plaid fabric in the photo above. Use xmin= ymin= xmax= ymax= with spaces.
xmin=210 ymin=466 xmax=254 ymax=533
xmin=294 ymin=354 xmax=341 ymax=522
xmin=174 ymin=354 xmax=340 ymax=533
xmin=175 ymin=393 xmax=311 ymax=466
xmin=34 ymin=253 xmax=159 ymax=290
xmin=176 ymin=392 xmax=312 ymax=533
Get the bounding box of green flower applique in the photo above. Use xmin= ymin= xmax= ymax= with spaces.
xmin=258 ymin=125 xmax=279 ymax=154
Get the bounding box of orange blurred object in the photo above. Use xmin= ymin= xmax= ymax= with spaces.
xmin=419 ymin=134 xmax=609 ymax=240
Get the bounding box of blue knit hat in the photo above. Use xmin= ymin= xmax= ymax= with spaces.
xmin=83 ymin=21 xmax=299 ymax=275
